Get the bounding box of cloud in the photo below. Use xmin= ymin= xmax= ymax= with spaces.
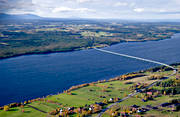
xmin=0 ymin=0 xmax=6 ymax=4
xmin=0 ymin=0 xmax=35 ymax=13
xmin=129 ymin=3 xmax=136 ymax=7
xmin=68 ymin=0 xmax=97 ymax=3
xmin=1 ymin=0 xmax=180 ymax=19
xmin=158 ymin=11 xmax=180 ymax=14
xmin=173 ymin=0 xmax=180 ymax=5
xmin=133 ymin=8 xmax=144 ymax=13
xmin=114 ymin=2 xmax=128 ymax=7
xmin=52 ymin=7 xmax=95 ymax=13
xmin=76 ymin=0 xmax=93 ymax=3
xmin=133 ymin=7 xmax=180 ymax=15
xmin=52 ymin=7 xmax=72 ymax=13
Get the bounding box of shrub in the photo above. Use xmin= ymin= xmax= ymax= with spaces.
xmin=3 ymin=105 xmax=10 ymax=111
xmin=49 ymin=110 xmax=59 ymax=115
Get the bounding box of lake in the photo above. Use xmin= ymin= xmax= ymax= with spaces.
xmin=0 ymin=33 xmax=180 ymax=106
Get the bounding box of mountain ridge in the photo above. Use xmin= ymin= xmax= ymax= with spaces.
xmin=0 ymin=13 xmax=42 ymax=19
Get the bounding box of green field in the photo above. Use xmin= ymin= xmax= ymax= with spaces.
xmin=0 ymin=81 xmax=133 ymax=117
xmin=0 ymin=64 xmax=179 ymax=117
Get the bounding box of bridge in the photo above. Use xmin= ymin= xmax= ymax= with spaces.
xmin=94 ymin=48 xmax=176 ymax=70
xmin=94 ymin=48 xmax=177 ymax=117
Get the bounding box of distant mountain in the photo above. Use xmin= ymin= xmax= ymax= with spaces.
xmin=0 ymin=13 xmax=42 ymax=20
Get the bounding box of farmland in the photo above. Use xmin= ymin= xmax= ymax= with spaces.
xmin=0 ymin=64 xmax=179 ymax=117
xmin=1 ymin=19 xmax=180 ymax=59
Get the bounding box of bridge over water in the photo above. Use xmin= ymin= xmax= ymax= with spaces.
xmin=94 ymin=48 xmax=176 ymax=70
xmin=94 ymin=48 xmax=177 ymax=117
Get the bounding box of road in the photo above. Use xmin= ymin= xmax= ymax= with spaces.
xmin=94 ymin=48 xmax=177 ymax=117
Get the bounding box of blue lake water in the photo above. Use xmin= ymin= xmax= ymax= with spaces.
xmin=0 ymin=34 xmax=180 ymax=106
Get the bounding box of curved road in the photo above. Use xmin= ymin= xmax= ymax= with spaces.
xmin=94 ymin=48 xmax=177 ymax=117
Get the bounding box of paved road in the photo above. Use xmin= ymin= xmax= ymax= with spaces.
xmin=95 ymin=48 xmax=177 ymax=117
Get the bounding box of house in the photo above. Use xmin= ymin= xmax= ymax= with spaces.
xmin=59 ymin=109 xmax=63 ymax=114
xmin=89 ymin=107 xmax=92 ymax=111
xmin=109 ymin=98 xmax=114 ymax=102
xmin=171 ymin=104 xmax=177 ymax=111
xmin=147 ymin=92 xmax=153 ymax=95
xmin=137 ymin=109 xmax=142 ymax=113
xmin=68 ymin=107 xmax=74 ymax=111
xmin=169 ymin=103 xmax=180 ymax=111
xmin=141 ymin=108 xmax=149 ymax=112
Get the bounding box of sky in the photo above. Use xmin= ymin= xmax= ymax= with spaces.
xmin=0 ymin=0 xmax=180 ymax=19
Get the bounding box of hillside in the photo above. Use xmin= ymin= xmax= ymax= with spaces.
xmin=0 ymin=64 xmax=179 ymax=117
xmin=0 ymin=13 xmax=42 ymax=20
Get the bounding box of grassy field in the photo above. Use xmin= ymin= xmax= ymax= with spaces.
xmin=0 ymin=64 xmax=179 ymax=117
xmin=0 ymin=80 xmax=134 ymax=117
xmin=0 ymin=106 xmax=46 ymax=117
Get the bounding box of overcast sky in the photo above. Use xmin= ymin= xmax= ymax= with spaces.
xmin=0 ymin=0 xmax=180 ymax=19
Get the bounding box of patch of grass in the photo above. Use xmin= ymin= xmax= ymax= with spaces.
xmin=47 ymin=81 xmax=133 ymax=107
xmin=0 ymin=106 xmax=46 ymax=117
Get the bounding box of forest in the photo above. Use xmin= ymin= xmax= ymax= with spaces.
xmin=1 ymin=19 xmax=180 ymax=59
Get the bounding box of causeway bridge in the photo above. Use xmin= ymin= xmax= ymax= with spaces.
xmin=94 ymin=48 xmax=176 ymax=70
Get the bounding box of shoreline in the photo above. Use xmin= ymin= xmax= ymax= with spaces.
xmin=0 ymin=33 xmax=176 ymax=60
xmin=1 ymin=62 xmax=179 ymax=107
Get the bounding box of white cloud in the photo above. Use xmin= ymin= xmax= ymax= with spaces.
xmin=129 ymin=3 xmax=136 ymax=7
xmin=76 ymin=0 xmax=92 ymax=3
xmin=133 ymin=8 xmax=144 ymax=13
xmin=147 ymin=8 xmax=180 ymax=14
xmin=159 ymin=9 xmax=167 ymax=12
xmin=133 ymin=8 xmax=180 ymax=15
xmin=52 ymin=7 xmax=72 ymax=13
xmin=114 ymin=2 xmax=128 ymax=7
xmin=142 ymin=8 xmax=165 ymax=13
xmin=2 ymin=0 xmax=180 ymax=19
xmin=68 ymin=0 xmax=97 ymax=3
xmin=173 ymin=0 xmax=180 ymax=5
xmin=52 ymin=7 xmax=95 ymax=13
